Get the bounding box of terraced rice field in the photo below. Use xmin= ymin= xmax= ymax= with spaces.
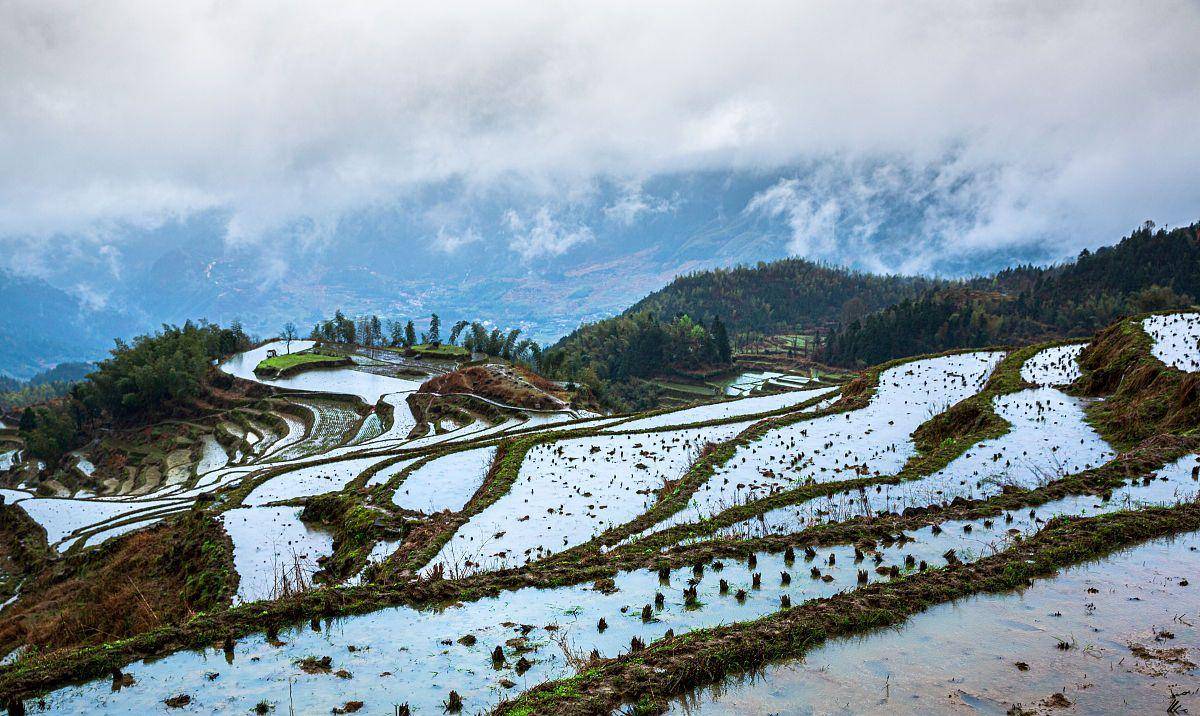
xmin=667 ymin=530 xmax=1200 ymax=714
xmin=6 ymin=312 xmax=1200 ymax=715
xmin=1144 ymin=312 xmax=1200 ymax=371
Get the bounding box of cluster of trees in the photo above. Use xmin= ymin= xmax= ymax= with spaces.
xmin=308 ymin=311 xmax=386 ymax=347
xmin=17 ymin=321 xmax=252 ymax=462
xmin=310 ymin=310 xmax=444 ymax=348
xmin=821 ymin=222 xmax=1200 ymax=366
xmin=543 ymin=311 xmax=733 ymax=409
xmin=2 ymin=381 xmax=75 ymax=413
xmin=305 ymin=311 xmax=545 ymax=366
xmin=457 ymin=322 xmax=542 ymax=365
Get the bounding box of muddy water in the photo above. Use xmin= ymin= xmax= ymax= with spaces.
xmin=668 ymin=530 xmax=1200 ymax=715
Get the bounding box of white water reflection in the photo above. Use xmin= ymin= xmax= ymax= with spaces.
xmin=38 ymin=455 xmax=1200 ymax=714
xmin=222 ymin=506 xmax=334 ymax=604
xmin=1144 ymin=312 xmax=1200 ymax=372
xmin=219 ymin=341 xmax=422 ymax=404
xmin=642 ymin=352 xmax=1006 ymax=536
xmin=669 ymin=530 xmax=1200 ymax=715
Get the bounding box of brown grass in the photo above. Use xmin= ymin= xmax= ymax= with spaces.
xmin=0 ymin=512 xmax=234 ymax=658
xmin=1077 ymin=318 xmax=1200 ymax=447
xmin=419 ymin=366 xmax=562 ymax=411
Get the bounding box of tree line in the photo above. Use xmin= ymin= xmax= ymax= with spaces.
xmin=541 ymin=311 xmax=733 ymax=410
xmin=0 ymin=362 xmax=94 ymax=413
xmin=820 ymin=222 xmax=1200 ymax=366
xmin=16 ymin=321 xmax=252 ymax=463
xmin=623 ymin=258 xmax=936 ymax=342
xmin=304 ymin=311 xmax=544 ymax=367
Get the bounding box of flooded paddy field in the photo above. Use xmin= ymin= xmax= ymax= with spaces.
xmin=26 ymin=496 xmax=1122 ymax=713
xmin=668 ymin=530 xmax=1200 ymax=715
xmin=5 ymin=313 xmax=1200 ymax=715
xmin=28 ymin=451 xmax=1200 ymax=713
xmin=640 ymin=351 xmax=1006 ymax=536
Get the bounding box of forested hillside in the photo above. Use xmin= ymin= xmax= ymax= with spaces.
xmin=545 ymin=260 xmax=929 ymax=408
xmin=821 ymin=222 xmax=1200 ymax=366
xmin=542 ymin=312 xmax=732 ymax=409
xmin=0 ymin=363 xmax=94 ymax=412
xmin=16 ymin=322 xmax=250 ymax=462
xmin=624 ymin=258 xmax=937 ymax=340
xmin=546 ymin=222 xmax=1199 ymax=403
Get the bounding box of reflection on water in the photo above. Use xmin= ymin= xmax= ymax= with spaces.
xmin=724 ymin=371 xmax=784 ymax=396
xmin=39 ymin=456 xmax=1200 ymax=715
xmin=704 ymin=385 xmax=1114 ymax=543
xmin=219 ymin=340 xmax=422 ymax=404
xmin=37 ymin=508 xmax=1052 ymax=713
xmin=669 ymin=531 xmax=1200 ymax=715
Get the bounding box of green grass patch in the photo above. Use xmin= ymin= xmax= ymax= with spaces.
xmin=408 ymin=343 xmax=470 ymax=358
xmin=254 ymin=351 xmax=345 ymax=374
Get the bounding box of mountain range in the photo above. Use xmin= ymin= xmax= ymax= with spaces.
xmin=0 ymin=170 xmax=1144 ymax=378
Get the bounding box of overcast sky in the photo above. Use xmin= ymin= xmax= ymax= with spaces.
xmin=1 ymin=1 xmax=1198 ymax=272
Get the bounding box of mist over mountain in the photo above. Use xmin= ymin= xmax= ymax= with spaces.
xmin=0 ymin=168 xmax=1121 ymax=377
xmin=1 ymin=2 xmax=1198 ymax=377
xmin=0 ymin=272 xmax=129 ymax=379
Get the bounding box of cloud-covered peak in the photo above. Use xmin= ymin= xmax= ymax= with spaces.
xmin=0 ymin=1 xmax=1196 ymax=273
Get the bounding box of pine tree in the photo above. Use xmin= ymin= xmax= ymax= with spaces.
xmin=428 ymin=313 xmax=441 ymax=345
xmin=370 ymin=315 xmax=383 ymax=348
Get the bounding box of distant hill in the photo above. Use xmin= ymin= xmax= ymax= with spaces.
xmin=547 ymin=221 xmax=1200 ymax=407
xmin=821 ymin=222 xmax=1200 ymax=366
xmin=0 ymin=271 xmax=129 ymax=379
xmin=544 ymin=259 xmax=932 ymax=408
xmin=622 ymin=259 xmax=938 ymax=340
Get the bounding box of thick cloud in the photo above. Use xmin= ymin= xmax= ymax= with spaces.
xmin=1 ymin=1 xmax=1198 ymax=269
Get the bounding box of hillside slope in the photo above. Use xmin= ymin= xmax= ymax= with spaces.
xmin=622 ymin=258 xmax=936 ymax=340
xmin=822 ymin=222 xmax=1200 ymax=366
xmin=550 ymin=222 xmax=1200 ymax=393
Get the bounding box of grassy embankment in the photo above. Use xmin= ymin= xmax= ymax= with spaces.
xmin=377 ymin=343 xmax=470 ymax=359
xmin=253 ymin=350 xmax=351 ymax=379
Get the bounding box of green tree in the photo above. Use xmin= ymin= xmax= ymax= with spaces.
xmin=20 ymin=405 xmax=80 ymax=464
xmin=404 ymin=320 xmax=416 ymax=348
xmin=428 ymin=313 xmax=441 ymax=345
xmin=711 ymin=316 xmax=732 ymax=363
xmin=448 ymin=320 xmax=469 ymax=346
xmin=387 ymin=320 xmax=404 ymax=347
xmin=501 ymin=328 xmax=521 ymax=359
xmin=331 ymin=310 xmax=356 ymax=344
xmin=369 ymin=315 xmax=383 ymax=350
